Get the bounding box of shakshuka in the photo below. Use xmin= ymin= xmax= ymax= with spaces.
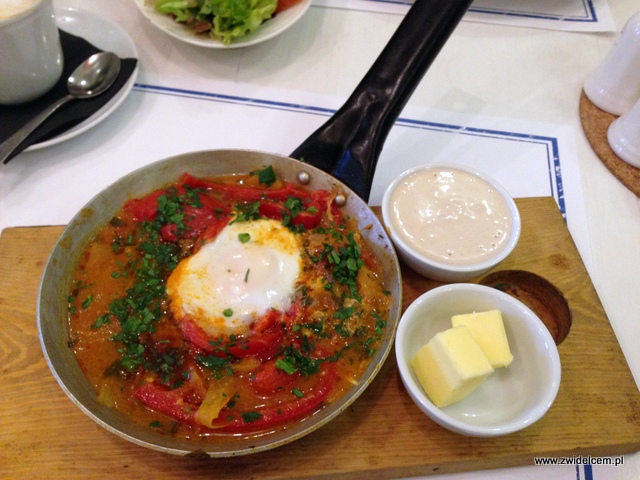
xmin=67 ymin=167 xmax=392 ymax=438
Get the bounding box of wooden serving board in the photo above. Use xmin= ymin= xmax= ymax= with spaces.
xmin=1 ymin=197 xmax=639 ymax=479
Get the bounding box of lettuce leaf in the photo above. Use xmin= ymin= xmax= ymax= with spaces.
xmin=154 ymin=0 xmax=277 ymax=45
xmin=154 ymin=0 xmax=198 ymax=23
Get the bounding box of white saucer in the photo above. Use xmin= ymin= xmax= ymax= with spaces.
xmin=26 ymin=6 xmax=139 ymax=151
xmin=132 ymin=0 xmax=311 ymax=49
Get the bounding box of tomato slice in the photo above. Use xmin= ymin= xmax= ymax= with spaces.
xmin=275 ymin=0 xmax=302 ymax=13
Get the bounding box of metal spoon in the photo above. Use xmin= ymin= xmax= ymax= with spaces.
xmin=0 ymin=52 xmax=122 ymax=164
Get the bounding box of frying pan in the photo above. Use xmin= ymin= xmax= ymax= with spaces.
xmin=37 ymin=0 xmax=473 ymax=457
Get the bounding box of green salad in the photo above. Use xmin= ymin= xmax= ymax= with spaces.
xmin=154 ymin=0 xmax=278 ymax=45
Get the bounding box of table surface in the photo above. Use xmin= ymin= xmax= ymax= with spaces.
xmin=2 ymin=0 xmax=640 ymax=478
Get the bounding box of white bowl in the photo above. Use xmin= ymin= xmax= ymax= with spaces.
xmin=395 ymin=283 xmax=561 ymax=437
xmin=133 ymin=0 xmax=311 ymax=49
xmin=381 ymin=163 xmax=521 ymax=282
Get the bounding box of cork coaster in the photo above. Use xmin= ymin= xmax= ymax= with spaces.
xmin=579 ymin=90 xmax=640 ymax=197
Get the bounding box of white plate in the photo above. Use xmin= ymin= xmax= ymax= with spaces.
xmin=132 ymin=0 xmax=311 ymax=49
xmin=27 ymin=5 xmax=139 ymax=151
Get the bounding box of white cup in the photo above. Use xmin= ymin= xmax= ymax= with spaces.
xmin=584 ymin=12 xmax=640 ymax=116
xmin=608 ymin=97 xmax=640 ymax=168
xmin=0 ymin=0 xmax=64 ymax=105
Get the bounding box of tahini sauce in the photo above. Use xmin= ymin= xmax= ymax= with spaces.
xmin=388 ymin=167 xmax=512 ymax=265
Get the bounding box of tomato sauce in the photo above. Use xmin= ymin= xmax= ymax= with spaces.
xmin=68 ymin=168 xmax=391 ymax=441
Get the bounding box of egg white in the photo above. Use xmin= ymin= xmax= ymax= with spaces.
xmin=167 ymin=218 xmax=302 ymax=337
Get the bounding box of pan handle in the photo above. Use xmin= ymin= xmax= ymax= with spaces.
xmin=290 ymin=0 xmax=473 ymax=201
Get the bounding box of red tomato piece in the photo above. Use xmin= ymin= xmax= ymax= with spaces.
xmin=123 ymin=190 xmax=166 ymax=222
xmin=160 ymin=194 xmax=230 ymax=243
xmin=275 ymin=0 xmax=302 ymax=13
xmin=194 ymin=215 xmax=231 ymax=250
xmin=258 ymin=197 xmax=323 ymax=230
xmin=213 ymin=363 xmax=337 ymax=432
xmin=160 ymin=223 xmax=179 ymax=242
xmin=257 ymin=201 xmax=286 ymax=220
xmin=250 ymin=359 xmax=298 ymax=395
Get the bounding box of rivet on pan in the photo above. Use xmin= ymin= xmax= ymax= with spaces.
xmin=297 ymin=171 xmax=310 ymax=185
xmin=334 ymin=194 xmax=347 ymax=207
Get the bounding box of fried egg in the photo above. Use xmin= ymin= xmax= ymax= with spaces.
xmin=167 ymin=218 xmax=302 ymax=337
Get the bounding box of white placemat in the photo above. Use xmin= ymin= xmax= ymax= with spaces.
xmin=313 ymin=0 xmax=616 ymax=32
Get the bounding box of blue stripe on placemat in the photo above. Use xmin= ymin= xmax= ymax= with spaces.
xmin=329 ymin=0 xmax=600 ymax=23
xmin=133 ymin=83 xmax=567 ymax=219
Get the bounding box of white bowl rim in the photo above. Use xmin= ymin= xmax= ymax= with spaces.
xmin=381 ymin=163 xmax=522 ymax=274
xmin=395 ymin=283 xmax=562 ymax=437
xmin=132 ymin=0 xmax=312 ymax=49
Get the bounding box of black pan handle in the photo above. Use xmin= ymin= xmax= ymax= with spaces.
xmin=290 ymin=0 xmax=474 ymax=201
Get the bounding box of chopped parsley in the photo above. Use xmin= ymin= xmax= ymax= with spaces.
xmin=254 ymin=165 xmax=277 ymax=186
xmin=151 ymin=187 xmax=202 ymax=235
xmin=309 ymin=231 xmax=364 ymax=300
xmin=81 ymin=295 xmax=94 ymax=310
xmin=196 ymin=354 xmax=233 ymax=379
xmin=231 ymin=201 xmax=261 ymax=224
xmin=275 ymin=358 xmax=297 ymax=375
xmin=87 ymin=194 xmax=185 ymax=374
xmin=91 ymin=313 xmax=111 ymax=329
xmin=279 ymin=345 xmax=323 ymax=378
xmin=241 ymin=411 xmax=263 ymax=423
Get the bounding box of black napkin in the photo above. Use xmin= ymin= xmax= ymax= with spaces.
xmin=0 ymin=29 xmax=138 ymax=164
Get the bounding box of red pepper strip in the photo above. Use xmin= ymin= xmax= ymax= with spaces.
xmin=180 ymin=319 xmax=218 ymax=353
xmin=124 ymin=189 xmax=166 ymax=222
xmin=179 ymin=173 xmax=216 ymax=190
xmin=213 ymin=363 xmax=338 ymax=432
xmin=179 ymin=311 xmax=285 ymax=361
xmin=134 ymin=383 xmax=198 ymax=425
xmin=258 ymin=200 xmax=323 ymax=230
xmin=191 ymin=215 xmax=231 ymax=254
xmin=180 ymin=172 xmax=315 ymax=203
xmin=226 ymin=325 xmax=284 ymax=361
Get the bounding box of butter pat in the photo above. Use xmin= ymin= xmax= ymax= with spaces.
xmin=411 ymin=326 xmax=494 ymax=408
xmin=451 ymin=310 xmax=513 ymax=368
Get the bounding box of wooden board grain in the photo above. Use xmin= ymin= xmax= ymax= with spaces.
xmin=1 ymin=197 xmax=639 ymax=479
